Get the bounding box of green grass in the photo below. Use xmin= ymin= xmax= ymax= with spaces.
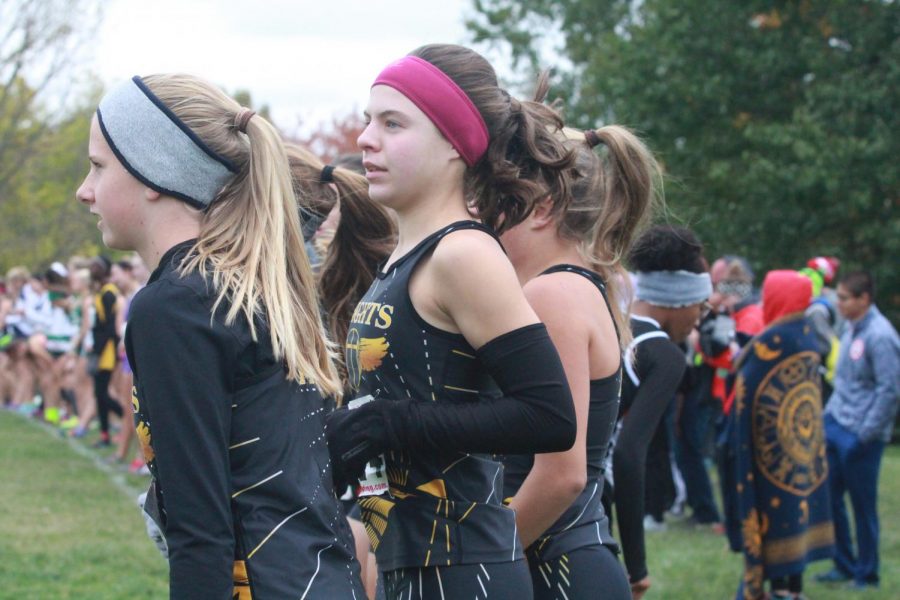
xmin=0 ymin=409 xmax=167 ymax=599
xmin=644 ymin=446 xmax=900 ymax=599
xmin=1 ymin=409 xmax=897 ymax=599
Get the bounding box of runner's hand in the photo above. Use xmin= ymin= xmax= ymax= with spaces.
xmin=631 ymin=576 xmax=650 ymax=600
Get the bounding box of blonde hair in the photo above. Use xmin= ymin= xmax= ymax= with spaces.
xmin=5 ymin=266 xmax=30 ymax=283
xmin=141 ymin=74 xmax=340 ymax=397
xmin=72 ymin=268 xmax=91 ymax=289
xmin=556 ymin=126 xmax=663 ymax=350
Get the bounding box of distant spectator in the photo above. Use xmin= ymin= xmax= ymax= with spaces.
xmin=732 ymin=270 xmax=833 ymax=600
xmin=801 ymin=256 xmax=843 ymax=400
xmin=614 ymin=224 xmax=712 ymax=596
xmin=87 ymin=256 xmax=123 ymax=447
xmin=816 ymin=271 xmax=900 ymax=589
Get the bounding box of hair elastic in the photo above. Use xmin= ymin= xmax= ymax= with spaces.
xmin=584 ymin=130 xmax=602 ymax=148
xmin=234 ymin=108 xmax=255 ymax=133
xmin=373 ymin=56 xmax=489 ymax=167
xmin=320 ymin=165 xmax=335 ymax=183
xmin=97 ymin=76 xmax=236 ymax=209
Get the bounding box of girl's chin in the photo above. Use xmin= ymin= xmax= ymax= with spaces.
xmin=101 ymin=231 xmax=133 ymax=252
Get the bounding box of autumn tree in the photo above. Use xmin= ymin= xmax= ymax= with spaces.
xmin=289 ymin=111 xmax=367 ymax=164
xmin=469 ymin=0 xmax=900 ymax=318
xmin=0 ymin=0 xmax=103 ymax=202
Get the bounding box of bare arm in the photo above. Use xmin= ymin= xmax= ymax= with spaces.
xmin=114 ymin=294 xmax=126 ymax=340
xmin=71 ymin=295 xmax=92 ymax=353
xmin=507 ymin=274 xmax=591 ymax=547
xmin=326 ymin=230 xmax=576 ymax=475
xmin=423 ymin=229 xmax=540 ymax=348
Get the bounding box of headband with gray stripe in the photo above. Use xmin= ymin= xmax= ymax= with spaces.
xmin=97 ymin=76 xmax=237 ymax=209
xmin=635 ymin=270 xmax=712 ymax=308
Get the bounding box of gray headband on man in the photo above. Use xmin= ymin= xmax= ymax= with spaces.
xmin=97 ymin=76 xmax=237 ymax=209
xmin=635 ymin=270 xmax=713 ymax=308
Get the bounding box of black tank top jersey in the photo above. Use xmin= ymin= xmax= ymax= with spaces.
xmin=620 ymin=315 xmax=672 ymax=415
xmin=345 ymin=221 xmax=524 ymax=571
xmin=503 ymin=265 xmax=621 ymax=561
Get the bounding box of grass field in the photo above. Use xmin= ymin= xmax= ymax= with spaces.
xmin=1 ymin=408 xmax=897 ymax=599
xmin=0 ymin=410 xmax=168 ymax=599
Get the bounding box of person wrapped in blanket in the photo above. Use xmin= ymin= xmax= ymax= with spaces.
xmin=731 ymin=270 xmax=834 ymax=600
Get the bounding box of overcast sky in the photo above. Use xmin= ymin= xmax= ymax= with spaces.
xmin=93 ymin=0 xmax=476 ymax=135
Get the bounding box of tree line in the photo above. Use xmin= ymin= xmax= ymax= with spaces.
xmin=2 ymin=0 xmax=897 ymax=320
xmin=469 ymin=0 xmax=899 ymax=320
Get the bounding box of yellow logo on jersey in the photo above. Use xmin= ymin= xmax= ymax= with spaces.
xmin=346 ymin=329 xmax=390 ymax=388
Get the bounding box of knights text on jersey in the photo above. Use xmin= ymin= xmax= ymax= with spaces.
xmin=345 ymin=221 xmax=524 ymax=571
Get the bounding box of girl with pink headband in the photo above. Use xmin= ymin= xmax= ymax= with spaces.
xmin=326 ymin=44 xmax=578 ymax=598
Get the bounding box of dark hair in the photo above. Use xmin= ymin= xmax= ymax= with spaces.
xmin=410 ymin=44 xmax=575 ymax=234
xmin=628 ymin=225 xmax=706 ymax=274
xmin=44 ymin=268 xmax=68 ymax=287
xmin=839 ymin=270 xmax=875 ymax=300
xmin=89 ymin=256 xmax=112 ymax=283
xmin=114 ymin=260 xmax=134 ymax=272
xmin=284 ymin=144 xmax=396 ymax=373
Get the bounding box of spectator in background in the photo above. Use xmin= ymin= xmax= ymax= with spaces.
xmin=87 ymin=256 xmax=123 ymax=447
xmin=41 ymin=263 xmax=80 ymax=424
xmin=110 ymin=259 xmax=140 ymax=464
xmin=732 ymin=270 xmax=833 ymax=600
xmin=65 ymin=267 xmax=96 ymax=437
xmin=1 ymin=267 xmax=35 ymax=408
xmin=816 ymin=271 xmax=900 ymax=589
xmin=613 ymin=224 xmax=712 ymax=597
xmin=805 ymin=256 xmax=843 ymax=335
xmin=800 ymin=256 xmax=842 ymax=401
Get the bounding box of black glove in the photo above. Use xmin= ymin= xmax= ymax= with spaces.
xmin=325 ymin=399 xmax=408 ymax=484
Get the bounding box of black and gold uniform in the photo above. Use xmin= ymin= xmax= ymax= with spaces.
xmin=614 ymin=315 xmax=687 ymax=586
xmin=91 ymin=281 xmax=120 ymax=371
xmin=503 ymin=265 xmax=630 ymax=600
xmin=340 ymin=221 xmax=575 ymax=598
xmin=91 ymin=280 xmax=123 ymax=440
xmin=126 ymin=241 xmax=364 ymax=600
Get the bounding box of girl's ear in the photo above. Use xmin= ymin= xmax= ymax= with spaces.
xmin=529 ymin=196 xmax=555 ymax=230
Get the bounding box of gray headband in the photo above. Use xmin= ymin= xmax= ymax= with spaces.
xmin=97 ymin=76 xmax=237 ymax=209
xmin=635 ymin=270 xmax=712 ymax=308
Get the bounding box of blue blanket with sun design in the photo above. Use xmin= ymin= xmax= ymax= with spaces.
xmin=731 ymin=314 xmax=834 ymax=599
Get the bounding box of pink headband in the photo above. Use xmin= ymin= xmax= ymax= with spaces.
xmin=373 ymin=56 xmax=489 ymax=167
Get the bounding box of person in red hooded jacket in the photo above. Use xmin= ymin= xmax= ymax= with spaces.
xmin=730 ymin=270 xmax=834 ymax=600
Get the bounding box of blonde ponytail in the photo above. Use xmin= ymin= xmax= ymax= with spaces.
xmin=141 ymin=74 xmax=341 ymax=397
xmin=557 ymin=125 xmax=664 ymax=349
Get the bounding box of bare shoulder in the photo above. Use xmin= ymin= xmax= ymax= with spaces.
xmin=523 ymin=271 xmax=602 ymax=323
xmin=427 ymin=227 xmax=517 ymax=290
xmin=425 ymin=227 xmax=538 ymax=349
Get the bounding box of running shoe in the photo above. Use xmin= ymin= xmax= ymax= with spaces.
xmin=60 ymin=416 xmax=80 ymax=430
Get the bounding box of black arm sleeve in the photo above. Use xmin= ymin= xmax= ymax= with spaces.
xmin=613 ymin=338 xmax=686 ymax=582
xmin=128 ymin=282 xmax=236 ymax=599
xmin=327 ymin=324 xmax=576 ymax=474
xmin=406 ymin=323 xmax=576 ymax=454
